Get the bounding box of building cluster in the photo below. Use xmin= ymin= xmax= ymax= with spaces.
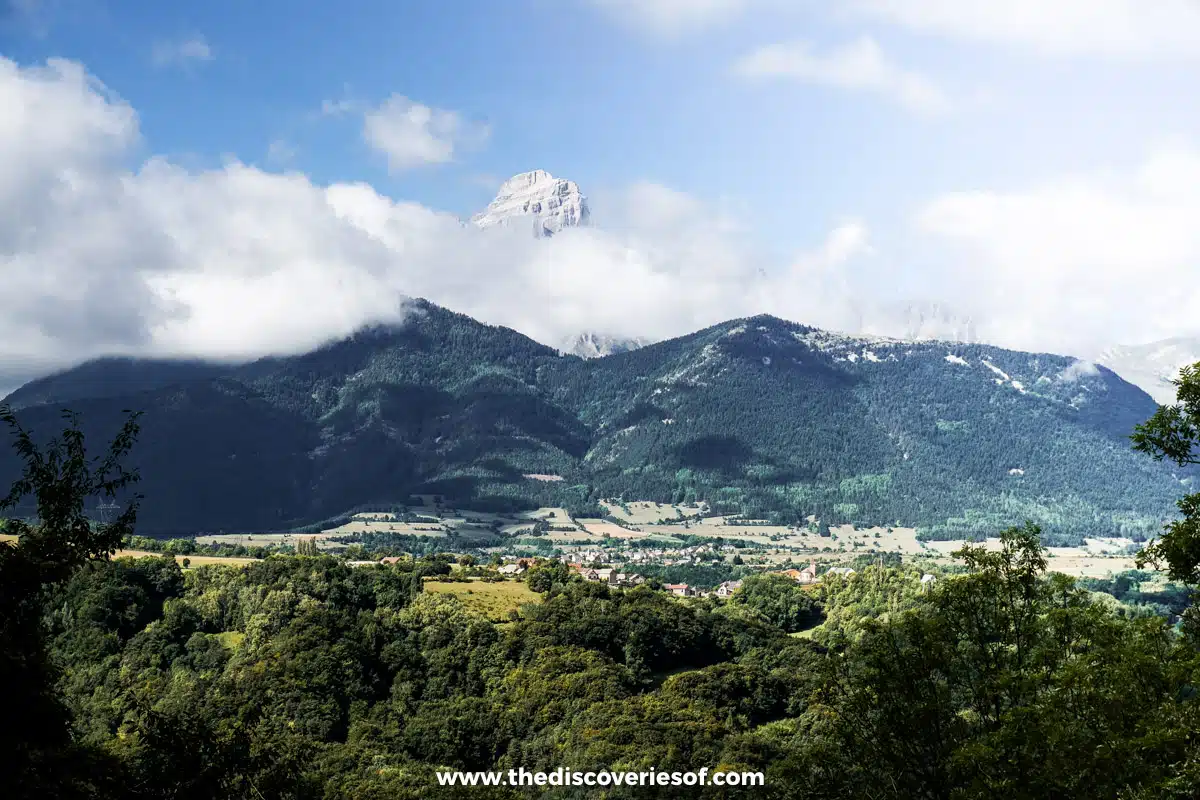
xmin=568 ymin=542 xmax=741 ymax=568
xmin=569 ymin=564 xmax=647 ymax=587
xmin=497 ymin=557 xmax=536 ymax=575
xmin=657 ymin=579 xmax=744 ymax=599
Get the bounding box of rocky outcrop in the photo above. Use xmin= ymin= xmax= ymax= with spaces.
xmin=471 ymin=170 xmax=589 ymax=238
xmin=560 ymin=332 xmax=651 ymax=359
xmin=1097 ymin=337 xmax=1200 ymax=404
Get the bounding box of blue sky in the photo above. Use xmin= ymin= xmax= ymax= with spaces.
xmin=3 ymin=0 xmax=1200 ymax=388
xmin=10 ymin=0 xmax=1192 ymax=242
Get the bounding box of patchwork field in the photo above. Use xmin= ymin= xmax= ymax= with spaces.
xmin=601 ymin=501 xmax=706 ymax=525
xmin=119 ymin=495 xmax=1150 ymax=580
xmin=422 ymin=578 xmax=540 ymax=620
xmin=115 ymin=549 xmax=257 ymax=568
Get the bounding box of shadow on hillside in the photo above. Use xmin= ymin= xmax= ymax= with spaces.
xmin=676 ymin=434 xmax=754 ymax=473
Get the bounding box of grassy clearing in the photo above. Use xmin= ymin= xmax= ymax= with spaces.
xmin=114 ymin=550 xmax=256 ymax=568
xmin=423 ymin=578 xmax=540 ymax=621
xmin=215 ymin=631 xmax=245 ymax=650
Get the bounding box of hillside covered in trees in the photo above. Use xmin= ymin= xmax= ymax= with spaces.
xmin=1 ymin=300 xmax=1189 ymax=542
xmin=10 ymin=538 xmax=1193 ymax=800
xmin=4 ymin=363 xmax=1200 ymax=798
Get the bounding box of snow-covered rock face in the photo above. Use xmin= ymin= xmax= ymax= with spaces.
xmin=561 ymin=331 xmax=650 ymax=359
xmin=471 ymin=170 xmax=590 ymax=238
xmin=1097 ymin=337 xmax=1200 ymax=405
xmin=856 ymin=301 xmax=978 ymax=345
xmin=900 ymin=302 xmax=978 ymax=343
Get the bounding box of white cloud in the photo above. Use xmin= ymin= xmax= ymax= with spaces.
xmin=266 ymin=139 xmax=297 ymax=165
xmin=9 ymin=54 xmax=1194 ymax=396
xmin=0 ymin=56 xmax=873 ymax=385
xmin=734 ymin=36 xmax=950 ymax=114
xmin=914 ymin=148 xmax=1200 ymax=355
xmin=1059 ymin=360 xmax=1101 ymax=382
xmin=750 ymin=221 xmax=877 ymax=333
xmin=362 ymin=94 xmax=488 ymax=171
xmin=151 ymin=35 xmax=213 ymax=68
xmin=843 ymin=0 xmax=1200 ymax=59
xmin=585 ymin=0 xmax=751 ymax=35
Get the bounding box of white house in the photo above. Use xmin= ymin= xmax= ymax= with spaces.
xmin=715 ymin=580 xmax=743 ymax=598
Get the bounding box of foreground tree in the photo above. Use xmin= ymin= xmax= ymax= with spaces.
xmin=732 ymin=573 xmax=821 ymax=633
xmin=0 ymin=406 xmax=142 ymax=799
xmin=1132 ymin=364 xmax=1200 ymax=607
xmin=765 ymin=523 xmax=1200 ymax=799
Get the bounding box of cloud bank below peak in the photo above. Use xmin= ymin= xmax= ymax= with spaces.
xmin=3 ymin=55 xmax=1199 ymax=395
xmin=0 ymin=56 xmax=878 ymax=385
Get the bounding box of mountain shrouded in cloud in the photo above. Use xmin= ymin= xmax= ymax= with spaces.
xmin=471 ymin=169 xmax=590 ymax=237
xmin=0 ymin=56 xmax=872 ymax=391
xmin=559 ymin=331 xmax=652 ymax=358
xmin=2 ymin=54 xmax=1200 ymax=396
xmin=1098 ymin=337 xmax=1200 ymax=405
xmin=1 ymin=304 xmax=1184 ymax=540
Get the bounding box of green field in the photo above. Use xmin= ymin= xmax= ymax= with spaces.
xmin=115 ymin=549 xmax=257 ymax=568
xmin=422 ymin=578 xmax=540 ymax=621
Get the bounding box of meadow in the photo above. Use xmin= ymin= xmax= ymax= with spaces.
xmin=421 ymin=577 xmax=541 ymax=620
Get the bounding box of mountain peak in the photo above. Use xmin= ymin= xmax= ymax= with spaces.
xmin=471 ymin=170 xmax=590 ymax=238
xmin=1097 ymin=336 xmax=1200 ymax=404
xmin=561 ymin=331 xmax=651 ymax=359
xmin=497 ymin=170 xmax=555 ymax=193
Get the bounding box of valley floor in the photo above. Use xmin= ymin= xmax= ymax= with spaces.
xmin=189 ymin=497 xmax=1142 ymax=579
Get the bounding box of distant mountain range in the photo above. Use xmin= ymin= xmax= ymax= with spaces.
xmin=1097 ymin=337 xmax=1200 ymax=405
xmin=466 ymin=171 xmax=1194 ymax=407
xmin=3 ymin=172 xmax=1191 ymax=538
xmin=2 ymin=300 xmax=1190 ymax=544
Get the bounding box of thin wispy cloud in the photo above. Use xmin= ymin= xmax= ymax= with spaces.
xmin=915 ymin=148 xmax=1200 ymax=353
xmin=841 ymin=0 xmax=1200 ymax=60
xmin=151 ymin=35 xmax=213 ymax=68
xmin=362 ymin=94 xmax=489 ymax=171
xmin=320 ymin=97 xmax=358 ymax=117
xmin=265 ymin=139 xmax=298 ymax=165
xmin=734 ymin=36 xmax=951 ymax=115
xmin=584 ymin=0 xmax=752 ymax=36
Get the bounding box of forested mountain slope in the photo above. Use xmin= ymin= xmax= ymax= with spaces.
xmin=545 ymin=316 xmax=1188 ymax=541
xmin=1 ymin=302 xmax=1188 ymax=540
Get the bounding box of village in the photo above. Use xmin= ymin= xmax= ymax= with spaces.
xmin=470 ymin=553 xmax=933 ymax=600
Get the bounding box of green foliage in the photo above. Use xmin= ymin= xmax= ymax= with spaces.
xmin=1079 ymin=570 xmax=1194 ymax=621
xmin=758 ymin=524 xmax=1200 ymax=798
xmin=0 ymin=406 xmax=142 ymax=798
xmin=525 ymin=559 xmax=573 ymax=593
xmin=732 ymin=573 xmax=821 ymax=633
xmin=4 ymin=340 xmax=1200 ymax=799
xmin=635 ymin=562 xmax=745 ymax=589
xmin=1133 ymin=363 xmax=1200 ymax=587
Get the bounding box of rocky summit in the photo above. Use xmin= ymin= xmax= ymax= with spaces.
xmin=1098 ymin=336 xmax=1200 ymax=404
xmin=560 ymin=331 xmax=651 ymax=359
xmin=471 ymin=169 xmax=590 ymax=237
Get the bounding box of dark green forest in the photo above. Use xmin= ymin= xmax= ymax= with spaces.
xmin=0 ymin=302 xmax=1190 ymax=543
xmin=3 ymin=364 xmax=1200 ymax=799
